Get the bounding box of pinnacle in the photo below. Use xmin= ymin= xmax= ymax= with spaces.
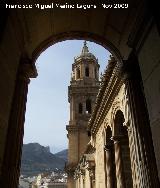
xmin=81 ymin=40 xmax=89 ymax=54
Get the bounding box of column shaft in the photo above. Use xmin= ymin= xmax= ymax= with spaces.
xmin=113 ymin=138 xmax=126 ymax=188
xmin=105 ymin=146 xmax=114 ymax=188
xmin=0 ymin=57 xmax=37 ymax=188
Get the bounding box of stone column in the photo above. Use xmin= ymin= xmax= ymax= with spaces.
xmin=104 ymin=143 xmax=114 ymax=188
xmin=88 ymin=165 xmax=95 ymax=188
xmin=0 ymin=57 xmax=37 ymax=188
xmin=121 ymin=51 xmax=160 ymax=187
xmin=112 ymin=136 xmax=126 ymax=188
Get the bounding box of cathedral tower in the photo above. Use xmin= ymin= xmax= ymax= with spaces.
xmin=66 ymin=41 xmax=100 ymax=187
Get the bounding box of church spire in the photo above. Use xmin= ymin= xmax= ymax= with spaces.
xmin=81 ymin=41 xmax=89 ymax=54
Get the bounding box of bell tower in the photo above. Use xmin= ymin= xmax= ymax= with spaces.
xmin=66 ymin=41 xmax=100 ymax=188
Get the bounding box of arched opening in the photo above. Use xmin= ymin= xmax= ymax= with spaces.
xmin=79 ymin=103 xmax=83 ymax=114
xmin=114 ymin=110 xmax=133 ymax=188
xmin=76 ymin=67 xmax=81 ymax=79
xmin=20 ymin=40 xmax=110 ymax=187
xmin=85 ymin=67 xmax=89 ymax=77
xmin=0 ymin=32 xmax=133 ymax=188
xmin=86 ymin=99 xmax=92 ymax=114
xmin=32 ymin=32 xmax=123 ymax=65
xmin=114 ymin=110 xmax=125 ymax=136
xmin=1 ymin=2 xmax=160 ymax=187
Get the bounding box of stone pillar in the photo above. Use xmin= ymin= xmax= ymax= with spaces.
xmin=104 ymin=143 xmax=114 ymax=188
xmin=0 ymin=57 xmax=37 ymax=188
xmin=121 ymin=51 xmax=160 ymax=187
xmin=88 ymin=166 xmax=95 ymax=188
xmin=112 ymin=136 xmax=126 ymax=188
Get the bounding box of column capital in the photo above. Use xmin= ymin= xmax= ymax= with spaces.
xmin=119 ymin=51 xmax=141 ymax=81
xmin=88 ymin=167 xmax=95 ymax=179
xmin=111 ymin=135 xmax=124 ymax=143
xmin=104 ymin=140 xmax=113 ymax=151
xmin=18 ymin=57 xmax=37 ymax=82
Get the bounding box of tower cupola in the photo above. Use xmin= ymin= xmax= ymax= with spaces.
xmin=71 ymin=41 xmax=100 ymax=82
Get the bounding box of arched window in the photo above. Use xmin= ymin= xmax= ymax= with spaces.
xmin=114 ymin=110 xmax=133 ymax=187
xmin=114 ymin=110 xmax=125 ymax=135
xmin=79 ymin=103 xmax=83 ymax=114
xmin=95 ymin=68 xmax=98 ymax=80
xmin=86 ymin=99 xmax=91 ymax=114
xmin=85 ymin=67 xmax=89 ymax=77
xmin=76 ymin=67 xmax=80 ymax=79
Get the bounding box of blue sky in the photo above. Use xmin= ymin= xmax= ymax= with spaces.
xmin=23 ymin=40 xmax=110 ymax=153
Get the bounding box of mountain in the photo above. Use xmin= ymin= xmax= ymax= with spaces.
xmin=50 ymin=145 xmax=67 ymax=154
xmin=54 ymin=149 xmax=68 ymax=161
xmin=21 ymin=143 xmax=67 ymax=176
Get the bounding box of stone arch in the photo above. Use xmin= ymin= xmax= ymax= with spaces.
xmin=110 ymin=100 xmax=123 ymax=136
xmin=114 ymin=110 xmax=125 ymax=136
xmin=32 ymin=31 xmax=123 ymax=65
xmin=1 ymin=32 xmax=124 ymax=188
xmin=1 ymin=2 xmax=160 ymax=187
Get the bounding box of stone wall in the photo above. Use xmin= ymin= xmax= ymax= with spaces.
xmin=138 ymin=23 xmax=160 ymax=179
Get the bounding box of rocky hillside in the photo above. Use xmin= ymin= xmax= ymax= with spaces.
xmin=21 ymin=143 xmax=67 ymax=176
xmin=54 ymin=149 xmax=68 ymax=161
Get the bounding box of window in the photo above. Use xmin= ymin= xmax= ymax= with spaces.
xmin=85 ymin=67 xmax=89 ymax=77
xmin=86 ymin=99 xmax=91 ymax=114
xmin=79 ymin=103 xmax=83 ymax=114
xmin=76 ymin=67 xmax=80 ymax=79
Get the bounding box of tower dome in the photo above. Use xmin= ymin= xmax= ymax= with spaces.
xmin=75 ymin=41 xmax=97 ymax=62
xmin=71 ymin=41 xmax=100 ymax=81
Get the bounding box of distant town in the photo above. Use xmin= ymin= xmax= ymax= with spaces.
xmin=19 ymin=170 xmax=67 ymax=188
xmin=19 ymin=143 xmax=67 ymax=188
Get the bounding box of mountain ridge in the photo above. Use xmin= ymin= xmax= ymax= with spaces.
xmin=21 ymin=143 xmax=68 ymax=176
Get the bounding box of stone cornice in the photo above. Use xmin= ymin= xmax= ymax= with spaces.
xmin=66 ymin=125 xmax=87 ymax=132
xmin=69 ymin=85 xmax=100 ymax=91
xmin=88 ymin=57 xmax=123 ymax=136
xmin=66 ymin=125 xmax=79 ymax=132
xmin=73 ymin=57 xmax=98 ymax=66
xmin=68 ymin=84 xmax=100 ymax=102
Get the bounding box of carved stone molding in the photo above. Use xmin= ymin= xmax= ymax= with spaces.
xmin=18 ymin=56 xmax=37 ymax=81
xmin=88 ymin=56 xmax=124 ymax=136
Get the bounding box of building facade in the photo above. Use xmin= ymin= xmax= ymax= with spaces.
xmin=68 ymin=50 xmax=160 ymax=187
